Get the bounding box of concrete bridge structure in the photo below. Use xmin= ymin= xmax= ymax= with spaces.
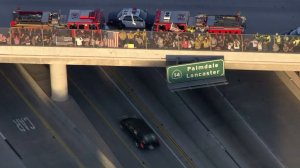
xmin=1 ymin=45 xmax=300 ymax=101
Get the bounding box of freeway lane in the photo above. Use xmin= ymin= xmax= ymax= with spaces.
xmin=110 ymin=67 xmax=243 ymax=168
xmin=0 ymin=64 xmax=124 ymax=168
xmin=1 ymin=0 xmax=300 ymax=167
xmin=218 ymin=71 xmax=300 ymax=168
xmin=113 ymin=67 xmax=284 ymax=168
xmin=70 ymin=65 xmax=286 ymax=167
xmin=0 ymin=64 xmax=79 ymax=168
xmin=129 ymin=66 xmax=300 ymax=168
xmin=68 ymin=66 xmax=185 ymax=168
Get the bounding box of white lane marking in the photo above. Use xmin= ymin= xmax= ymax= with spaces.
xmin=0 ymin=131 xmax=6 ymax=140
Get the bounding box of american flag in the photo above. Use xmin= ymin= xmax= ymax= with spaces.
xmin=106 ymin=31 xmax=119 ymax=48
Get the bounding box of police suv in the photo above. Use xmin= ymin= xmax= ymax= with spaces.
xmin=108 ymin=8 xmax=151 ymax=29
xmin=288 ymin=27 xmax=300 ymax=36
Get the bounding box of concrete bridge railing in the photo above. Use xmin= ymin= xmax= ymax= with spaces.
xmin=0 ymin=27 xmax=300 ymax=71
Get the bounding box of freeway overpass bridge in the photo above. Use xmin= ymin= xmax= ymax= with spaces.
xmin=2 ymin=45 xmax=300 ymax=102
xmin=1 ymin=28 xmax=300 ymax=101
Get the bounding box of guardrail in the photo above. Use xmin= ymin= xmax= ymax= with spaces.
xmin=0 ymin=27 xmax=300 ymax=53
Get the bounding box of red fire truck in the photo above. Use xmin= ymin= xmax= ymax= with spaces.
xmin=10 ymin=9 xmax=105 ymax=30
xmin=153 ymin=10 xmax=190 ymax=32
xmin=153 ymin=9 xmax=246 ymax=34
xmin=10 ymin=10 xmax=62 ymax=28
xmin=10 ymin=9 xmax=106 ymax=46
xmin=67 ymin=9 xmax=104 ymax=30
xmin=189 ymin=13 xmax=246 ymax=34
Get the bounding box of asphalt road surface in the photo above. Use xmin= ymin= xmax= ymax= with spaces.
xmin=112 ymin=66 xmax=286 ymax=168
xmin=68 ymin=66 xmax=185 ymax=168
xmin=218 ymin=71 xmax=300 ymax=168
xmin=0 ymin=64 xmax=78 ymax=168
xmin=1 ymin=0 xmax=300 ymax=168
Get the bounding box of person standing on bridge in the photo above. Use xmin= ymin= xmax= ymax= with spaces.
xmin=118 ymin=29 xmax=127 ymax=48
xmin=134 ymin=29 xmax=144 ymax=48
xmin=203 ymin=37 xmax=210 ymax=50
xmin=273 ymin=33 xmax=281 ymax=52
xmin=194 ymin=35 xmax=201 ymax=50
xmin=126 ymin=31 xmax=135 ymax=47
xmin=141 ymin=29 xmax=147 ymax=47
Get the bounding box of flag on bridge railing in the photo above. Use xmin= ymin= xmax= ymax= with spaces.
xmin=106 ymin=31 xmax=119 ymax=48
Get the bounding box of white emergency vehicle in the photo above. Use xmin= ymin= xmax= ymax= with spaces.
xmin=108 ymin=8 xmax=148 ymax=29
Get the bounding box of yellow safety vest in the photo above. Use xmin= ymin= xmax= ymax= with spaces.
xmin=275 ymin=36 xmax=281 ymax=44
xmin=127 ymin=33 xmax=135 ymax=39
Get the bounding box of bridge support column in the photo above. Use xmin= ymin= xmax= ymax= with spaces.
xmin=50 ymin=64 xmax=69 ymax=101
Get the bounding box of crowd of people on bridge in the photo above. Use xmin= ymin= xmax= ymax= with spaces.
xmin=0 ymin=27 xmax=300 ymax=53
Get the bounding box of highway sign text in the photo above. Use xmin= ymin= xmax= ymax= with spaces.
xmin=167 ymin=59 xmax=224 ymax=84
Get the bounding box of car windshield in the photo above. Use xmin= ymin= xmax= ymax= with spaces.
xmin=139 ymin=9 xmax=147 ymax=20
xmin=117 ymin=11 xmax=122 ymax=19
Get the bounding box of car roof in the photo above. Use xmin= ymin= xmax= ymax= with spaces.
xmin=120 ymin=8 xmax=142 ymax=17
xmin=122 ymin=118 xmax=154 ymax=134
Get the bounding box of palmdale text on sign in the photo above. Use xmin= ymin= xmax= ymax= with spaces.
xmin=167 ymin=59 xmax=225 ymax=84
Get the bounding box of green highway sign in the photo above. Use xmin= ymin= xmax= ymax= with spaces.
xmin=167 ymin=59 xmax=225 ymax=84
